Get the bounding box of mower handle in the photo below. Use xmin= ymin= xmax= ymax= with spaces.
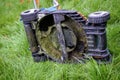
xmin=53 ymin=0 xmax=59 ymax=7
xmin=33 ymin=0 xmax=59 ymax=9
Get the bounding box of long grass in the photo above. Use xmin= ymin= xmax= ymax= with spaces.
xmin=0 ymin=0 xmax=120 ymax=80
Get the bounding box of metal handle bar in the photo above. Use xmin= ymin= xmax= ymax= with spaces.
xmin=33 ymin=0 xmax=59 ymax=9
xmin=53 ymin=0 xmax=59 ymax=7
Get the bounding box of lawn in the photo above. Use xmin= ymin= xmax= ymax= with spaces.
xmin=0 ymin=0 xmax=120 ymax=80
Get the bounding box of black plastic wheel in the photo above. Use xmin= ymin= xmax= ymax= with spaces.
xmin=21 ymin=9 xmax=39 ymax=22
xmin=88 ymin=11 xmax=110 ymax=23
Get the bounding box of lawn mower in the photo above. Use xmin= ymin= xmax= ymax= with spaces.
xmin=20 ymin=0 xmax=112 ymax=63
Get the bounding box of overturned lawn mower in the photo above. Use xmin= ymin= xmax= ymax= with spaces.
xmin=20 ymin=0 xmax=112 ymax=63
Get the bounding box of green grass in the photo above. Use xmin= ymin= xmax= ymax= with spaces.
xmin=0 ymin=0 xmax=120 ymax=80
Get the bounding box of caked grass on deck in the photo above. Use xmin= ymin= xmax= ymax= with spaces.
xmin=0 ymin=0 xmax=120 ymax=80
